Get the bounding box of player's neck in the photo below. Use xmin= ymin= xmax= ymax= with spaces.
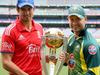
xmin=74 ymin=32 xmax=80 ymax=38
xmin=22 ymin=20 xmax=32 ymax=31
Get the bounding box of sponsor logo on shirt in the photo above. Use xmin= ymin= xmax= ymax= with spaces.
xmin=27 ymin=44 xmax=40 ymax=56
xmin=18 ymin=35 xmax=25 ymax=40
xmin=2 ymin=42 xmax=12 ymax=50
xmin=75 ymin=45 xmax=80 ymax=52
xmin=88 ymin=45 xmax=97 ymax=55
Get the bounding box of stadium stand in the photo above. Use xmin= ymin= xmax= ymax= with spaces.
xmin=0 ymin=0 xmax=100 ymax=28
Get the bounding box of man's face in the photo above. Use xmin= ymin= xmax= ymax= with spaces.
xmin=68 ymin=15 xmax=86 ymax=32
xmin=17 ymin=5 xmax=34 ymax=22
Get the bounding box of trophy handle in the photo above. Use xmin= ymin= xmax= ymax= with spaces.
xmin=55 ymin=37 xmax=67 ymax=75
xmin=41 ymin=36 xmax=49 ymax=75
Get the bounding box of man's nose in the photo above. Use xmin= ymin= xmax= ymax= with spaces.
xmin=72 ymin=21 xmax=77 ymax=25
xmin=24 ymin=11 xmax=29 ymax=15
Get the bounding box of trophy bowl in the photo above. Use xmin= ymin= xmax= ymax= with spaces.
xmin=45 ymin=28 xmax=64 ymax=49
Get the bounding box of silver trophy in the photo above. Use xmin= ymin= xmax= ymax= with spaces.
xmin=41 ymin=28 xmax=67 ymax=75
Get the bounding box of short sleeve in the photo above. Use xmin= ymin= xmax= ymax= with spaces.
xmin=0 ymin=29 xmax=15 ymax=53
xmin=84 ymin=43 xmax=100 ymax=68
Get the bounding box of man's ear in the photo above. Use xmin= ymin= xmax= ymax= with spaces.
xmin=67 ymin=16 xmax=70 ymax=21
xmin=16 ymin=7 xmax=19 ymax=13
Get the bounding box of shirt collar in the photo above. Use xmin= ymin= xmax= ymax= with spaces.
xmin=16 ymin=18 xmax=38 ymax=32
xmin=78 ymin=28 xmax=87 ymax=36
xmin=71 ymin=28 xmax=87 ymax=37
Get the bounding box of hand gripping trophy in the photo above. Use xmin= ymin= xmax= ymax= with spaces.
xmin=41 ymin=28 xmax=67 ymax=75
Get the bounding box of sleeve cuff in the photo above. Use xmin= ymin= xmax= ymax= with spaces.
xmin=63 ymin=62 xmax=67 ymax=66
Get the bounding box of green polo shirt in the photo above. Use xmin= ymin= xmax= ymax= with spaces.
xmin=67 ymin=29 xmax=100 ymax=75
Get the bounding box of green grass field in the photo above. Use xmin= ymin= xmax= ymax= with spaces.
xmin=0 ymin=54 xmax=9 ymax=75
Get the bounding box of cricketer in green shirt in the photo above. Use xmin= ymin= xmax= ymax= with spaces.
xmin=63 ymin=5 xmax=100 ymax=75
xmin=67 ymin=28 xmax=100 ymax=75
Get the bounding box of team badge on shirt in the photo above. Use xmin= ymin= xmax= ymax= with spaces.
xmin=88 ymin=45 xmax=97 ymax=55
xmin=68 ymin=53 xmax=76 ymax=69
xmin=37 ymin=31 xmax=41 ymax=38
xmin=68 ymin=59 xmax=75 ymax=69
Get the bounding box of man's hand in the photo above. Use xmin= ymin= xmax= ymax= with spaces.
xmin=59 ymin=51 xmax=66 ymax=61
xmin=20 ymin=72 xmax=29 ymax=75
xmin=59 ymin=51 xmax=69 ymax=63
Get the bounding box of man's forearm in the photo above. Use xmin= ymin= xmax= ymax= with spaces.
xmin=3 ymin=61 xmax=28 ymax=75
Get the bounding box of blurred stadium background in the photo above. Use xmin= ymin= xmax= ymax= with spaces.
xmin=0 ymin=0 xmax=100 ymax=75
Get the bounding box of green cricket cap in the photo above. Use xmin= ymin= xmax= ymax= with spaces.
xmin=68 ymin=5 xmax=85 ymax=19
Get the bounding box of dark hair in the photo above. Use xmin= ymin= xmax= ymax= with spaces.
xmin=16 ymin=4 xmax=19 ymax=9
xmin=16 ymin=4 xmax=20 ymax=12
